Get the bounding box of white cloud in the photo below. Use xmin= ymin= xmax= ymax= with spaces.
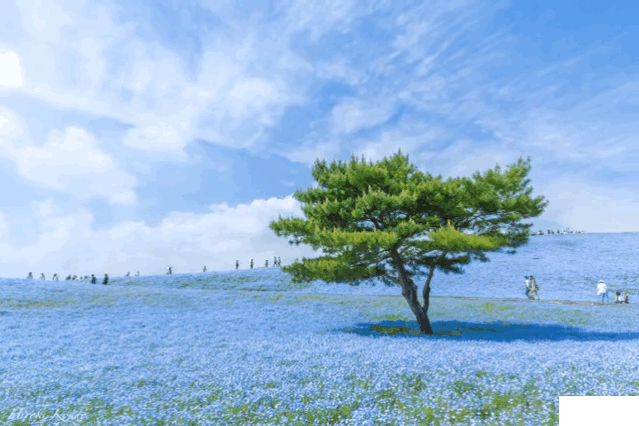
xmin=0 ymin=211 xmax=6 ymax=238
xmin=540 ymin=181 xmax=639 ymax=233
xmin=0 ymin=195 xmax=318 ymax=277
xmin=5 ymin=1 xmax=314 ymax=158
xmin=281 ymin=141 xmax=341 ymax=167
xmin=331 ymin=98 xmax=396 ymax=135
xmin=15 ymin=0 xmax=76 ymax=43
xmin=0 ymin=51 xmax=23 ymax=87
xmin=122 ymin=122 xmax=189 ymax=160
xmin=0 ymin=108 xmax=137 ymax=205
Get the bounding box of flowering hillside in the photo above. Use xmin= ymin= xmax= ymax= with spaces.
xmin=1 ymin=268 xmax=638 ymax=425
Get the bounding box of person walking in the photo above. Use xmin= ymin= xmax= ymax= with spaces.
xmin=39 ymin=273 xmax=46 ymax=280
xmin=524 ymin=276 xmax=532 ymax=299
xmin=274 ymin=256 xmax=277 ymax=267
xmin=250 ymin=259 xmax=254 ymax=269
xmin=265 ymin=260 xmax=269 ymax=268
xmin=203 ymin=266 xmax=207 ymax=273
xmin=103 ymin=274 xmax=109 ymax=285
xmin=597 ymin=280 xmax=609 ymax=303
xmin=167 ymin=267 xmax=173 ymax=275
xmin=91 ymin=274 xmax=97 ymax=284
xmin=27 ymin=272 xmax=33 ymax=279
xmin=529 ymin=275 xmax=540 ymax=300
xmin=52 ymin=273 xmax=58 ymax=281
xmin=277 ymin=257 xmax=281 ymax=267
xmin=235 ymin=260 xmax=239 ymax=270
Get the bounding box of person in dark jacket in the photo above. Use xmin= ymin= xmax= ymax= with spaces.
xmin=27 ymin=272 xmax=33 ymax=279
xmin=103 ymin=274 xmax=109 ymax=285
xmin=235 ymin=260 xmax=239 ymax=269
xmin=91 ymin=274 xmax=97 ymax=284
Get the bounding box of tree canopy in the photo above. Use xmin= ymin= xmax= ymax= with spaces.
xmin=270 ymin=150 xmax=548 ymax=334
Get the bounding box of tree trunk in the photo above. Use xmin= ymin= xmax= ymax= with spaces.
xmin=394 ymin=261 xmax=434 ymax=335
xmin=393 ymin=253 xmax=446 ymax=335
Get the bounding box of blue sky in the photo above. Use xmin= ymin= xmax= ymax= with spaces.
xmin=1 ymin=0 xmax=638 ymax=277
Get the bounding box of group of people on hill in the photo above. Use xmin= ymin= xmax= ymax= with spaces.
xmin=597 ymin=280 xmax=629 ymax=304
xmin=524 ymin=276 xmax=631 ymax=304
xmin=27 ymin=272 xmax=110 ymax=285
xmin=524 ymin=275 xmax=630 ymax=303
xmin=234 ymin=257 xmax=282 ymax=270
xmin=25 ymin=259 xmax=281 ymax=281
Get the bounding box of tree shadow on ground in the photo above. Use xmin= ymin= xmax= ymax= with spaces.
xmin=337 ymin=320 xmax=639 ymax=342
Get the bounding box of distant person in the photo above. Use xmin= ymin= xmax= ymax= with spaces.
xmin=597 ymin=280 xmax=609 ymax=303
xmin=529 ymin=275 xmax=540 ymax=300
xmin=623 ymin=290 xmax=630 ymax=304
xmin=235 ymin=260 xmax=239 ymax=270
xmin=39 ymin=273 xmax=46 ymax=280
xmin=274 ymin=256 xmax=277 ymax=267
xmin=125 ymin=272 xmax=130 ymax=277
xmin=265 ymin=260 xmax=269 ymax=268
xmin=135 ymin=271 xmax=140 ymax=276
xmin=250 ymin=259 xmax=254 ymax=269
xmin=91 ymin=274 xmax=97 ymax=284
xmin=103 ymin=274 xmax=109 ymax=285
xmin=524 ymin=276 xmax=532 ymax=299
xmin=277 ymin=257 xmax=281 ymax=267
xmin=65 ymin=275 xmax=71 ymax=280
xmin=72 ymin=275 xmax=77 ymax=280
xmin=167 ymin=267 xmax=173 ymax=275
xmin=203 ymin=266 xmax=207 ymax=273
xmin=615 ymin=291 xmax=624 ymax=304
xmin=27 ymin=272 xmax=33 ymax=279
xmin=52 ymin=273 xmax=58 ymax=281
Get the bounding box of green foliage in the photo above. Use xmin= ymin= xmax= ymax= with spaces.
xmin=270 ymin=150 xmax=547 ymax=284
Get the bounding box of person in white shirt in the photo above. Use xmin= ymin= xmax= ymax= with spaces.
xmin=615 ymin=291 xmax=624 ymax=304
xmin=597 ymin=280 xmax=609 ymax=303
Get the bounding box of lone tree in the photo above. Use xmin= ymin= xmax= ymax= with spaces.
xmin=270 ymin=151 xmax=547 ymax=335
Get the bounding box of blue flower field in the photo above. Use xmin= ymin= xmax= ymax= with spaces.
xmin=2 ymin=249 xmax=639 ymax=426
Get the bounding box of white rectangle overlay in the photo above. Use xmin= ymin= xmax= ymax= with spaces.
xmin=560 ymin=396 xmax=639 ymax=426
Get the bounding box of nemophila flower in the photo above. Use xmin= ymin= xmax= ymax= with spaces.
xmin=2 ymin=268 xmax=639 ymax=425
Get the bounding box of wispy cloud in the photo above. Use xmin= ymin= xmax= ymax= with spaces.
xmin=0 ymin=195 xmax=316 ymax=276
xmin=0 ymin=107 xmax=137 ymax=205
xmin=0 ymin=51 xmax=23 ymax=87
